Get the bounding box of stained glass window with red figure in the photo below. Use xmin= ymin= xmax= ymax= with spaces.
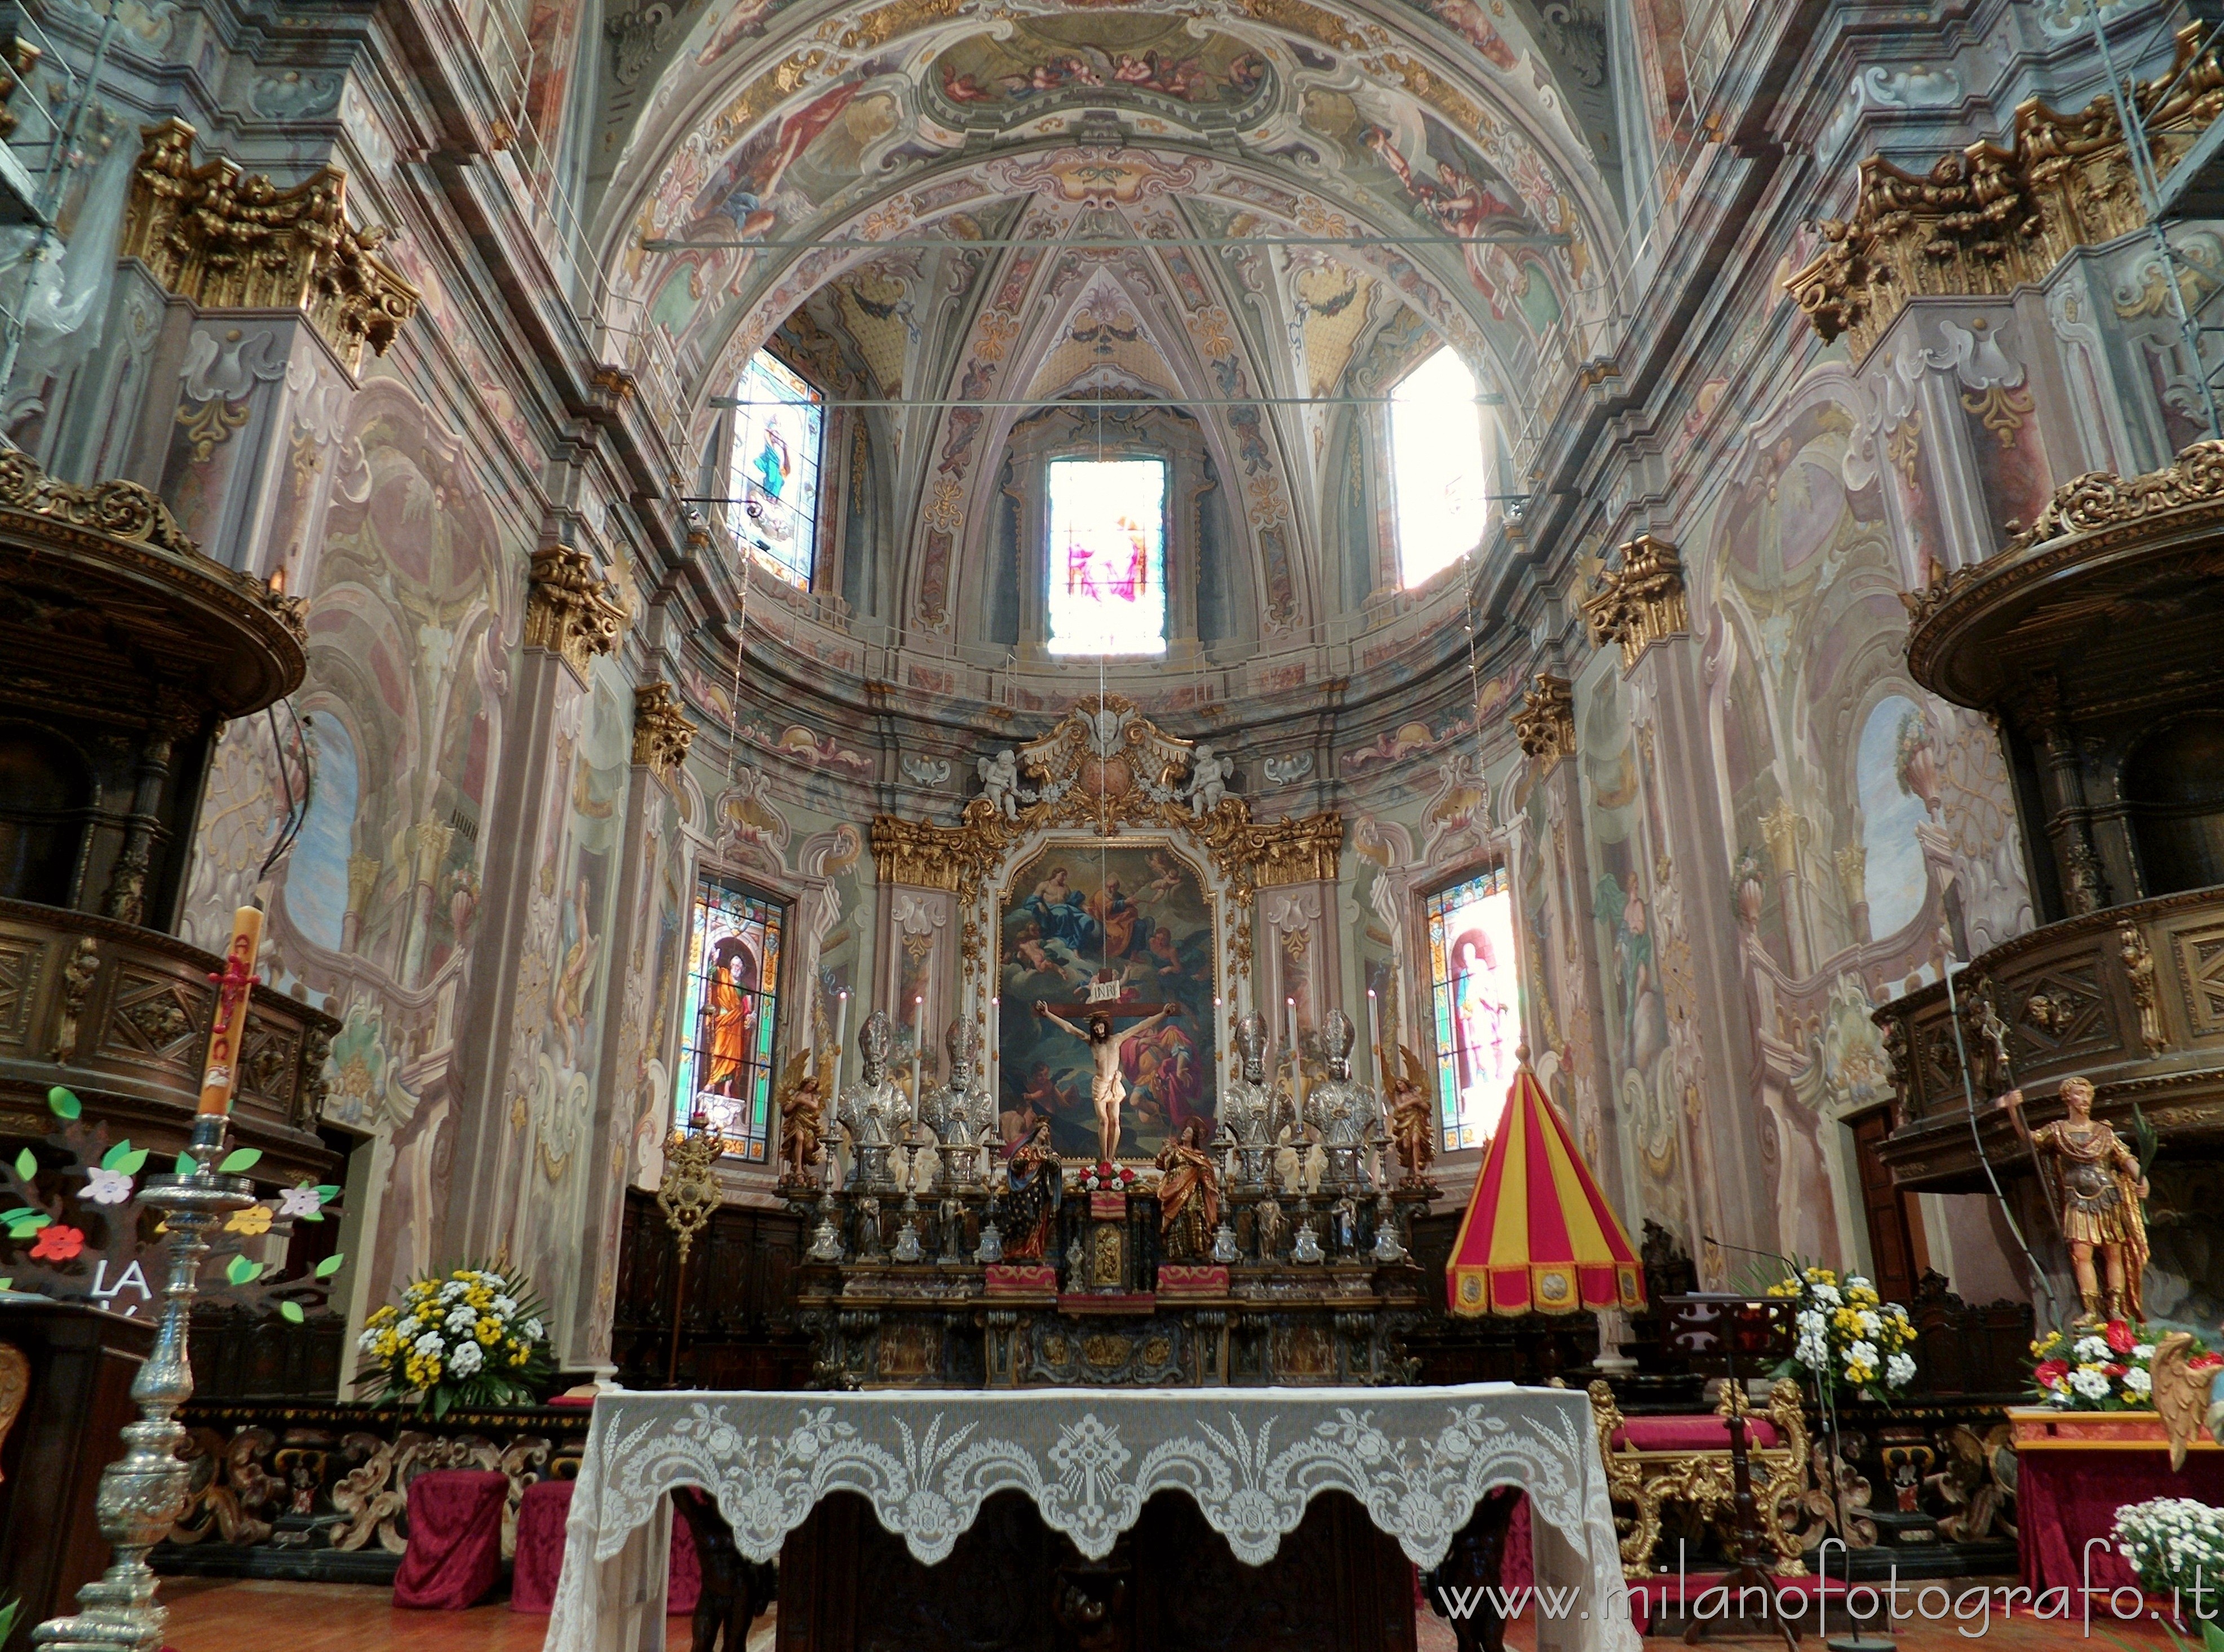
xmin=1426 ymin=867 xmax=1521 ymax=1151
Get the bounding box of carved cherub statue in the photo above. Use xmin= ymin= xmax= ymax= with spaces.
xmin=1388 ymin=1044 xmax=1438 ymax=1192
xmin=1185 ymin=743 xmax=1231 ymax=817
xmin=836 ymin=1011 xmax=908 ymax=1189
xmin=978 ymin=749 xmax=1030 ymax=820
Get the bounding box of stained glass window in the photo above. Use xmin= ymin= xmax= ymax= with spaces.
xmin=1045 ymin=457 xmax=1167 ymax=656
xmin=1426 ymin=866 xmax=1519 ymax=1150
xmin=1390 ymin=347 xmax=1490 ymax=588
xmin=674 ymin=875 xmax=785 ymax=1158
xmin=727 ymin=349 xmax=824 ymax=589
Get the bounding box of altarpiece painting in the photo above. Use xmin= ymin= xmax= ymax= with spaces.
xmin=998 ymin=840 xmax=1218 ymax=1158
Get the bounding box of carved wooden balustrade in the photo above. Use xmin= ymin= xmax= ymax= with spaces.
xmin=0 ymin=897 xmax=338 ymax=1184
xmin=1872 ymin=889 xmax=2224 ymax=1191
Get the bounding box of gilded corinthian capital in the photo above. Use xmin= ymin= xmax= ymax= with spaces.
xmin=1582 ymin=536 xmax=1689 ymax=670
xmin=1512 ymin=673 xmax=1576 ymax=774
xmin=525 ymin=545 xmax=626 ymax=677
xmin=119 ymin=118 xmax=420 ymax=371
xmin=1784 ymin=25 xmax=2224 ymax=362
xmin=632 ymin=681 xmax=697 ymax=778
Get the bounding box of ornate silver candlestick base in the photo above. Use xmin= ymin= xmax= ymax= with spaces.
xmin=33 ymin=1115 xmax=252 ymax=1652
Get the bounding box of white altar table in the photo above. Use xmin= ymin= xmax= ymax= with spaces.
xmin=544 ymin=1383 xmax=1640 ymax=1652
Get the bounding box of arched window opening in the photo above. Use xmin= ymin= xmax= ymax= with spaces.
xmin=0 ymin=724 xmax=92 ymax=906
xmin=1044 ymin=455 xmax=1168 ymax=657
xmin=727 ymin=349 xmax=825 ymax=589
xmin=1390 ymin=348 xmax=1491 ymax=589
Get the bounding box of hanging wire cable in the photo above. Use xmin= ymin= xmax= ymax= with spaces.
xmin=1095 ymin=383 xmax=1111 ymax=996
xmin=726 ymin=518 xmax=753 ymax=791
xmin=255 ymin=699 xmax=314 ymax=882
xmin=1939 ymin=944 xmax=2063 ymax=1331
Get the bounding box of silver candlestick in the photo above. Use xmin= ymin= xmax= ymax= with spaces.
xmin=33 ymin=1113 xmax=253 ymax=1652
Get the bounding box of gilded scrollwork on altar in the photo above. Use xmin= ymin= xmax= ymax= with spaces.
xmin=870 ymin=696 xmax=1340 ymax=906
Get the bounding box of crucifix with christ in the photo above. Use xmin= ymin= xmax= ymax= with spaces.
xmin=1034 ymin=978 xmax=1185 ymax=1163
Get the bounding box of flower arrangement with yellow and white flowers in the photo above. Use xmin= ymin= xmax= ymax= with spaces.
xmin=356 ymin=1265 xmax=553 ymax=1416
xmin=1764 ymin=1264 xmax=1919 ymax=1401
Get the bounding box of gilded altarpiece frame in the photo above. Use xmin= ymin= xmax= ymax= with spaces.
xmin=871 ymin=696 xmax=1340 ymax=1161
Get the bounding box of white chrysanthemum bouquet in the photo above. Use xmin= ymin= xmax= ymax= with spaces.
xmin=1764 ymin=1264 xmax=1919 ymax=1402
xmin=356 ymin=1265 xmax=554 ymax=1416
xmin=2114 ymin=1498 xmax=2224 ymax=1613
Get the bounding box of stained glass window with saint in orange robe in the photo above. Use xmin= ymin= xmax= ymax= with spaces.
xmin=675 ymin=876 xmax=785 ymax=1158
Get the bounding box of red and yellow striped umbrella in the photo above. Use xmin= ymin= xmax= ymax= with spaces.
xmin=1446 ymin=1063 xmax=1645 ymax=1317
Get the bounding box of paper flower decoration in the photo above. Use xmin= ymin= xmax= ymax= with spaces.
xmin=83 ymin=1167 xmax=134 ymax=1205
xmin=30 ymin=1224 xmax=84 ymax=1261
xmin=225 ymin=1203 xmax=274 ymax=1236
xmin=278 ymin=1185 xmax=324 ymax=1218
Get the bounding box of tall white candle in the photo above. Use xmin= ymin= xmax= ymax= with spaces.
xmin=910 ymin=994 xmax=925 ymax=1116
xmin=1286 ymin=995 xmax=1298 ymax=1055
xmin=1366 ymin=988 xmax=1381 ymax=1081
xmin=834 ymin=989 xmax=850 ymax=1092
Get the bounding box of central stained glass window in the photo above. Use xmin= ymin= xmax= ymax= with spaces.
xmin=1045 ymin=457 xmax=1167 ymax=656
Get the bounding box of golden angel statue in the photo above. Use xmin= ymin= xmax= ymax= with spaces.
xmin=777 ymin=1047 xmax=831 ymax=1187
xmin=2148 ymin=1333 xmax=2224 ymax=1470
xmin=1999 ymin=1075 xmax=2149 ymax=1325
xmin=1388 ymin=1044 xmax=1438 ymax=1192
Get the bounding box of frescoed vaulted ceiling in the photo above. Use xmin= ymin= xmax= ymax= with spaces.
xmin=579 ymin=0 xmax=1627 ymax=645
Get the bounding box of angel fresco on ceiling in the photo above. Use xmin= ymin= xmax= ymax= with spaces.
xmin=694 ymin=0 xmax=808 ymax=70
xmin=688 ymin=69 xmax=900 ymax=237
xmin=1299 ymin=85 xmax=1560 ymax=330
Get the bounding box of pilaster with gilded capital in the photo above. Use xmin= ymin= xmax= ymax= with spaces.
xmin=1581 ymin=538 xmax=1690 ymax=672
xmin=632 ymin=681 xmax=698 ymax=780
xmin=1511 ymin=674 xmax=1576 ymax=776
xmin=525 ymin=545 xmax=627 ymax=679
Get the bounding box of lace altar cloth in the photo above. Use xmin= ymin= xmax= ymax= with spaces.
xmin=544 ymin=1384 xmax=1638 ymax=1652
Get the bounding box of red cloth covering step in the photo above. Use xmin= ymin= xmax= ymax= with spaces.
xmin=510 ymin=1479 xmax=701 ymax=1615
xmin=1157 ymin=1265 xmax=1228 ymax=1297
xmin=394 ymin=1469 xmax=509 ymax=1610
xmin=1610 ymin=1415 xmax=1782 ymax=1452
xmin=2020 ymin=1441 xmax=2224 ymax=1597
